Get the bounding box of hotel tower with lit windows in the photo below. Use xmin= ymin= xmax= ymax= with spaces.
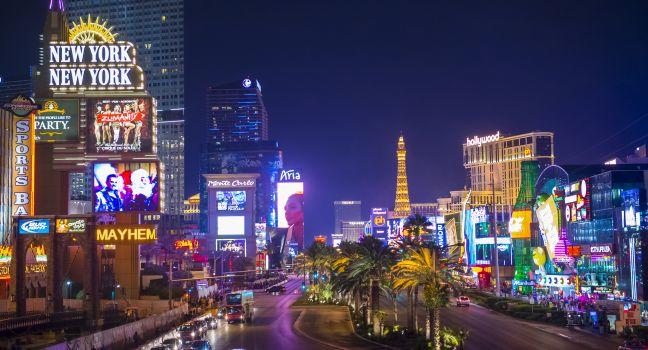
xmin=463 ymin=131 xmax=554 ymax=209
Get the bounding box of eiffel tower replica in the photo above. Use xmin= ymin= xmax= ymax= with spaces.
xmin=393 ymin=133 xmax=412 ymax=218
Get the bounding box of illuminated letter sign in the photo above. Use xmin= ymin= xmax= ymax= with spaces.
xmin=174 ymin=239 xmax=199 ymax=250
xmin=589 ymin=244 xmax=613 ymax=256
xmin=466 ymin=131 xmax=501 ymax=147
xmin=48 ymin=43 xmax=144 ymax=90
xmin=206 ymin=178 xmax=256 ymax=189
xmin=5 ymin=96 xmax=36 ymax=217
xmin=96 ymin=225 xmax=157 ymax=244
xmin=279 ymin=169 xmax=302 ymax=182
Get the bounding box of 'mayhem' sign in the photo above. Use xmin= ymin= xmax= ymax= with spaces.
xmin=96 ymin=225 xmax=157 ymax=244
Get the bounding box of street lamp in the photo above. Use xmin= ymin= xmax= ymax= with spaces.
xmin=66 ymin=280 xmax=72 ymax=299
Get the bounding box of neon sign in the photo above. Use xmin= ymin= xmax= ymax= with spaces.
xmin=466 ymin=131 xmax=501 ymax=147
xmin=46 ymin=16 xmax=144 ymax=91
xmin=174 ymin=239 xmax=199 ymax=251
xmin=207 ymin=179 xmax=256 ymax=188
xmin=279 ymin=169 xmax=302 ymax=182
xmin=96 ymin=225 xmax=157 ymax=244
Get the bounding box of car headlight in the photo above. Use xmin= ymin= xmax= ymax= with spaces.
xmin=191 ymin=331 xmax=196 ymax=337
xmin=211 ymin=321 xmax=216 ymax=327
xmin=240 ymin=315 xmax=244 ymax=319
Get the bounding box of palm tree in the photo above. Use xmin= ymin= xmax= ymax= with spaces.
xmin=402 ymin=213 xmax=432 ymax=244
xmin=394 ymin=246 xmax=451 ymax=350
xmin=347 ymin=236 xmax=394 ymax=335
xmin=296 ymin=242 xmax=335 ymax=285
xmin=399 ymin=214 xmax=432 ymax=332
xmin=331 ymin=241 xmax=366 ymax=317
xmin=380 ymin=272 xmax=400 ymax=325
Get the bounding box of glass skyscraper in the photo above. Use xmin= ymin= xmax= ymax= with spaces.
xmin=333 ymin=201 xmax=362 ymax=234
xmin=66 ymin=0 xmax=184 ymax=110
xmin=199 ymin=141 xmax=282 ymax=235
xmin=206 ymin=78 xmax=269 ymax=143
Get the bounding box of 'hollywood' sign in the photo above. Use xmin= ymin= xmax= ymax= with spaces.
xmin=466 ymin=131 xmax=501 ymax=147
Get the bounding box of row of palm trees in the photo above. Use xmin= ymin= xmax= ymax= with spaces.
xmin=295 ymin=214 xmax=464 ymax=350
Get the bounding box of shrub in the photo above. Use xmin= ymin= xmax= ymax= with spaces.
xmin=494 ymin=300 xmax=509 ymax=311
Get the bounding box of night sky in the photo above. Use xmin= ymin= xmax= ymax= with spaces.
xmin=2 ymin=1 xmax=648 ymax=241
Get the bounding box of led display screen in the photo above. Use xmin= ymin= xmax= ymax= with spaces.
xmin=217 ymin=191 xmax=246 ymax=211
xmin=564 ymin=178 xmax=591 ymax=222
xmin=216 ymin=239 xmax=246 ymax=256
xmin=509 ymin=210 xmax=532 ymax=238
xmin=217 ymin=216 xmax=245 ymax=236
xmin=277 ymin=182 xmax=304 ymax=229
xmin=537 ymin=196 xmax=560 ymax=261
xmin=93 ymin=162 xmax=160 ymax=212
xmin=621 ymin=189 xmax=640 ymax=228
xmin=86 ymin=97 xmax=153 ymax=153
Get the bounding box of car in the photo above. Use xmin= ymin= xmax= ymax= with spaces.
xmin=162 ymin=338 xmax=183 ymax=350
xmin=618 ymin=339 xmax=648 ymax=350
xmin=456 ymin=296 xmax=470 ymax=307
xmin=266 ymin=285 xmax=285 ymax=295
xmin=216 ymin=307 xmax=225 ymax=319
xmin=181 ymin=341 xmax=195 ymax=350
xmin=226 ymin=306 xmax=245 ymax=324
xmin=192 ymin=320 xmax=208 ymax=335
xmin=190 ymin=340 xmax=212 ymax=350
xmin=204 ymin=316 xmax=218 ymax=329
xmin=178 ymin=324 xmax=200 ymax=341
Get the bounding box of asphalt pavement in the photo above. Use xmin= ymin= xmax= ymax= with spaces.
xmin=384 ymin=294 xmax=622 ymax=350
xmin=142 ymin=278 xmax=383 ymax=350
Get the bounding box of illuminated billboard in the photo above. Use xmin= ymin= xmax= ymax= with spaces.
xmin=508 ymin=210 xmax=532 ymax=238
xmin=6 ymin=96 xmax=37 ymax=217
xmin=19 ymin=219 xmax=50 ymax=234
xmin=217 ymin=216 xmax=245 ymax=236
xmin=537 ymin=196 xmax=560 ymax=261
xmin=55 ymin=218 xmax=87 ymax=233
xmin=93 ymin=162 xmax=160 ymax=212
xmin=217 ymin=239 xmax=246 ymax=256
xmin=35 ymin=99 xmax=79 ymax=142
xmin=276 ymin=169 xmax=304 ymax=252
xmin=564 ymin=178 xmax=591 ymax=222
xmin=217 ymin=191 xmax=246 ymax=211
xmin=86 ymin=97 xmax=153 ymax=153
xmin=277 ymin=182 xmax=304 ymax=229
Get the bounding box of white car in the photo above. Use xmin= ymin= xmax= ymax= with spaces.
xmin=456 ymin=296 xmax=470 ymax=307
